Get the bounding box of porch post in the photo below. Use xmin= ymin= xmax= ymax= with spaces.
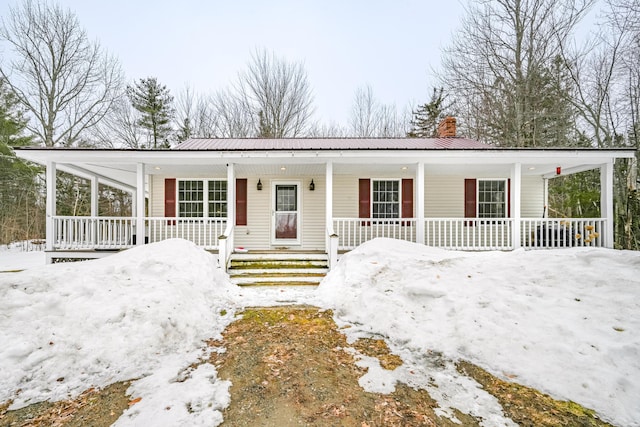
xmin=600 ymin=161 xmax=614 ymax=248
xmin=45 ymin=161 xmax=56 ymax=252
xmin=227 ymin=163 xmax=235 ymax=252
xmin=326 ymin=161 xmax=339 ymax=268
xmin=325 ymin=161 xmax=333 ymax=248
xmin=135 ymin=163 xmax=145 ymax=246
xmin=90 ymin=176 xmax=99 ymax=246
xmin=416 ymin=162 xmax=425 ymax=244
xmin=90 ymin=176 xmax=99 ymax=217
xmin=543 ymin=178 xmax=549 ymax=217
xmin=131 ymin=190 xmax=137 ymax=221
xmin=324 ymin=161 xmax=333 ymax=234
xmin=227 ymin=163 xmax=235 ymax=224
xmin=511 ymin=163 xmax=522 ymax=249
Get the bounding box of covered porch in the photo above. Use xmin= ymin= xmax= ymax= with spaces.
xmin=16 ymin=145 xmax=629 ymax=269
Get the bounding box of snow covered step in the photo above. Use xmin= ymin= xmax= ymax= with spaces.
xmin=230 ymin=252 xmax=328 ymax=260
xmin=227 ymin=252 xmax=329 ymax=287
xmin=229 ymin=268 xmax=329 ymax=276
xmin=231 ymin=276 xmax=323 ymax=286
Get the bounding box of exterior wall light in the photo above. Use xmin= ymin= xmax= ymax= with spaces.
xmin=257 ymin=179 xmax=263 ymax=191
xmin=309 ymin=179 xmax=315 ymax=191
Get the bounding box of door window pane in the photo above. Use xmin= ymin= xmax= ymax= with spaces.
xmin=276 ymin=185 xmax=297 ymax=212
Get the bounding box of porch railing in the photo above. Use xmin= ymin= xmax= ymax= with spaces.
xmin=333 ymin=217 xmax=606 ymax=251
xmin=425 ymin=218 xmax=513 ymax=250
xmin=521 ymin=218 xmax=605 ymax=248
xmin=146 ymin=217 xmax=226 ymax=249
xmin=52 ymin=216 xmax=226 ymax=250
xmin=333 ymin=218 xmax=417 ymax=250
xmin=53 ymin=216 xmax=135 ymax=250
xmin=52 ymin=216 xmax=606 ymax=253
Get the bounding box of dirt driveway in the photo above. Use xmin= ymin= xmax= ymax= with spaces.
xmin=1 ymin=305 xmax=614 ymax=427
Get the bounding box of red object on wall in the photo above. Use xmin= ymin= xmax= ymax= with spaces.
xmin=165 ymin=178 xmax=176 ymax=225
xmin=464 ymin=179 xmax=477 ymax=218
xmin=401 ymin=179 xmax=413 ymax=218
xmin=236 ymin=178 xmax=247 ymax=226
xmin=358 ymin=179 xmax=371 ymax=218
xmin=556 ymin=166 xmax=561 ymax=175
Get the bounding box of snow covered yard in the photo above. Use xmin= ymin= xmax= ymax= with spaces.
xmin=0 ymin=239 xmax=242 ymax=426
xmin=0 ymin=241 xmax=45 ymax=272
xmin=316 ymin=239 xmax=640 ymax=426
xmin=0 ymin=238 xmax=639 ymax=426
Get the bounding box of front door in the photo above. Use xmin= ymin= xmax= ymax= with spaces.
xmin=272 ymin=182 xmax=300 ymax=245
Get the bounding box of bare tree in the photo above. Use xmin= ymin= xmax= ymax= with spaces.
xmin=174 ymin=84 xmax=220 ymax=141
xmin=440 ymin=0 xmax=594 ymax=147
xmin=236 ymin=49 xmax=314 ymax=137
xmin=350 ymin=85 xmax=380 ymax=137
xmin=0 ymin=0 xmax=123 ymax=147
xmin=349 ymin=85 xmax=406 ymax=137
xmin=306 ymin=121 xmax=349 ymax=137
xmin=174 ymin=84 xmax=197 ymax=142
xmin=210 ymin=88 xmax=255 ymax=138
xmin=174 ymin=87 xmax=221 ymax=139
xmin=91 ymin=98 xmax=144 ymax=148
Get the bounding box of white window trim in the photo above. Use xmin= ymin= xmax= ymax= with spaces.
xmin=477 ymin=178 xmax=508 ymax=219
xmin=371 ymin=178 xmax=402 ymax=219
xmin=177 ymin=178 xmax=227 ymax=218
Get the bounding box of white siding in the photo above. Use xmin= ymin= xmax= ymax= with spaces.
xmin=521 ymin=176 xmax=545 ymax=218
xmin=425 ymin=176 xmax=464 ymax=217
xmin=150 ymin=175 xmax=164 ymax=217
xmin=333 ymin=174 xmax=359 ymax=218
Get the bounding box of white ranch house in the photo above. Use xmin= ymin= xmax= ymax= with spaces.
xmin=15 ymin=119 xmax=634 ymax=269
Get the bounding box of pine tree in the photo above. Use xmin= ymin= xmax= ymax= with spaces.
xmin=407 ymin=88 xmax=451 ymax=138
xmin=257 ymin=110 xmax=274 ymax=138
xmin=127 ymin=77 xmax=174 ymax=148
xmin=0 ymin=77 xmax=43 ymax=243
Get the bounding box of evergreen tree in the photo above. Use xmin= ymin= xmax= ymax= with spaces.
xmin=407 ymin=88 xmax=451 ymax=138
xmin=127 ymin=77 xmax=174 ymax=148
xmin=0 ymin=77 xmax=43 ymax=244
xmin=176 ymin=117 xmax=192 ymax=143
xmin=257 ymin=110 xmax=274 ymax=138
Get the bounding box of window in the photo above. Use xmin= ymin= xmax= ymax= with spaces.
xmin=372 ymin=180 xmax=400 ymax=218
xmin=208 ymin=180 xmax=227 ymax=217
xmin=178 ymin=180 xmax=204 ymax=217
xmin=177 ymin=180 xmax=227 ymax=218
xmin=478 ymin=179 xmax=506 ymax=218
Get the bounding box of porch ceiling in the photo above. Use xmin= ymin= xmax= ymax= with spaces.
xmin=15 ymin=147 xmax=633 ymax=189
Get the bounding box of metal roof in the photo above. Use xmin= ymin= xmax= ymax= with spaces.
xmin=174 ymin=137 xmax=493 ymax=150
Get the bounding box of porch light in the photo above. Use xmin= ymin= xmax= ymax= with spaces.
xmin=257 ymin=179 xmax=263 ymax=191
xmin=309 ymin=179 xmax=315 ymax=191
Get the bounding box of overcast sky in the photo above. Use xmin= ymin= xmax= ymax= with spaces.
xmin=0 ymin=1 xmax=602 ymax=127
xmin=0 ymin=0 xmax=469 ymax=126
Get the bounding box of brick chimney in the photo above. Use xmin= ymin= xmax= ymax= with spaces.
xmin=437 ymin=116 xmax=456 ymax=138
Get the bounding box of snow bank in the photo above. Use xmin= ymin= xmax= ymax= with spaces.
xmin=0 ymin=242 xmax=44 ymax=271
xmin=0 ymin=239 xmax=239 ymax=425
xmin=317 ymin=238 xmax=640 ymax=427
